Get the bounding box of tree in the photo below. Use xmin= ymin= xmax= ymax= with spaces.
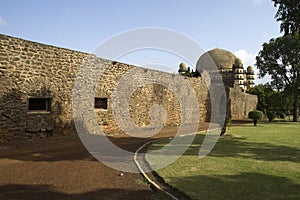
xmin=267 ymin=111 xmax=276 ymax=122
xmin=248 ymin=84 xmax=294 ymax=119
xmin=256 ymin=33 xmax=300 ymax=122
xmin=272 ymin=0 xmax=300 ymax=35
xmin=267 ymin=90 xmax=293 ymax=114
xmin=220 ymin=115 xmax=231 ymax=136
xmin=248 ymin=84 xmax=271 ymax=114
xmin=248 ymin=110 xmax=264 ymax=126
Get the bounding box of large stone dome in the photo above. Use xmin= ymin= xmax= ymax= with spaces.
xmin=198 ymin=48 xmax=237 ymax=70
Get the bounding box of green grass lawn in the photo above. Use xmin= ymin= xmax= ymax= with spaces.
xmin=146 ymin=122 xmax=300 ymax=200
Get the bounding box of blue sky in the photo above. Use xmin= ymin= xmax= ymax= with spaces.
xmin=0 ymin=0 xmax=281 ymax=84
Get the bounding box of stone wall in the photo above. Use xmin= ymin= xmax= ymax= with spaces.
xmin=229 ymin=84 xmax=258 ymax=119
xmin=0 ymin=34 xmax=88 ymax=140
xmin=93 ymin=65 xmax=210 ymax=134
xmin=0 ymin=34 xmax=257 ymax=141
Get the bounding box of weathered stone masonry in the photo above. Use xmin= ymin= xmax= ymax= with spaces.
xmin=0 ymin=34 xmax=257 ymax=141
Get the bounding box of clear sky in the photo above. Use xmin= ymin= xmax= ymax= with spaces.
xmin=0 ymin=0 xmax=282 ymax=84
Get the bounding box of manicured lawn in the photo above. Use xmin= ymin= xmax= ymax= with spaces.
xmin=146 ymin=122 xmax=300 ymax=200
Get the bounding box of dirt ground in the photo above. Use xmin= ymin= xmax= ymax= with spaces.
xmin=0 ymin=122 xmax=217 ymax=200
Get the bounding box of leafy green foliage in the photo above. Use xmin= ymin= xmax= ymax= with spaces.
xmin=256 ymin=34 xmax=300 ymax=90
xmin=247 ymin=84 xmax=271 ymax=113
xmin=272 ymin=0 xmax=300 ymax=35
xmin=267 ymin=111 xmax=276 ymax=122
xmin=248 ymin=110 xmax=264 ymax=126
xmin=267 ymin=91 xmax=293 ymax=113
xmin=247 ymin=84 xmax=293 ymax=116
xmin=183 ymin=71 xmax=191 ymax=77
xmin=278 ymin=112 xmax=286 ymax=119
xmin=256 ymin=33 xmax=300 ymax=121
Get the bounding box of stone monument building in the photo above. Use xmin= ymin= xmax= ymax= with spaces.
xmin=196 ymin=48 xmax=255 ymax=91
xmin=0 ymin=34 xmax=257 ymax=141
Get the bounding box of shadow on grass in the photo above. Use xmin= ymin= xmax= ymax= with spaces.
xmin=0 ymin=184 xmax=155 ymax=200
xmin=169 ymin=172 xmax=300 ymax=200
xmin=149 ymin=133 xmax=300 ymax=163
xmin=181 ymin=134 xmax=300 ymax=163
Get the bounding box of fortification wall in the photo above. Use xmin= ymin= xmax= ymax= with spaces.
xmin=0 ymin=34 xmax=256 ymax=141
xmin=0 ymin=34 xmax=87 ymax=140
xmin=229 ymin=85 xmax=258 ymax=119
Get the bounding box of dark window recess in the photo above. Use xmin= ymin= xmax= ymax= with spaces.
xmin=28 ymin=98 xmax=51 ymax=111
xmin=95 ymin=98 xmax=108 ymax=109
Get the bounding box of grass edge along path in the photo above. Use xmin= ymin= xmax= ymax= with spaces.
xmin=146 ymin=122 xmax=300 ymax=200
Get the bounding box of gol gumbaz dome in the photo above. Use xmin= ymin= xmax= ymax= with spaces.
xmin=197 ymin=48 xmax=237 ymax=71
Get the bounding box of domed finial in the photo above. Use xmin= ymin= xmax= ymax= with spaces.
xmin=235 ymin=58 xmax=243 ymax=66
xmin=178 ymin=62 xmax=187 ymax=73
xmin=247 ymin=66 xmax=254 ymax=72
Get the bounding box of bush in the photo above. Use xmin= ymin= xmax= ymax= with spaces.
xmin=267 ymin=111 xmax=276 ymax=122
xmin=278 ymin=113 xmax=286 ymax=119
xmin=248 ymin=110 xmax=264 ymax=126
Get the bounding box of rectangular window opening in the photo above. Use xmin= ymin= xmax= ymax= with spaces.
xmin=95 ymin=98 xmax=108 ymax=109
xmin=28 ymin=97 xmax=51 ymax=111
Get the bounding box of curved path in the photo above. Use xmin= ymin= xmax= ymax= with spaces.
xmin=0 ymin=125 xmax=209 ymax=199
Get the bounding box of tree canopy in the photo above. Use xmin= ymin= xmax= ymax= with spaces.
xmin=248 ymin=110 xmax=264 ymax=126
xmin=256 ymin=33 xmax=300 ymax=121
xmin=247 ymin=85 xmax=270 ymax=113
xmin=254 ymin=0 xmax=300 ymax=122
xmin=272 ymin=0 xmax=300 ymax=35
xmin=248 ymin=84 xmax=293 ymax=117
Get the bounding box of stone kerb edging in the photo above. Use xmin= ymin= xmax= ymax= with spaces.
xmin=133 ymin=128 xmax=220 ymax=200
xmin=133 ymin=138 xmax=180 ymax=200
